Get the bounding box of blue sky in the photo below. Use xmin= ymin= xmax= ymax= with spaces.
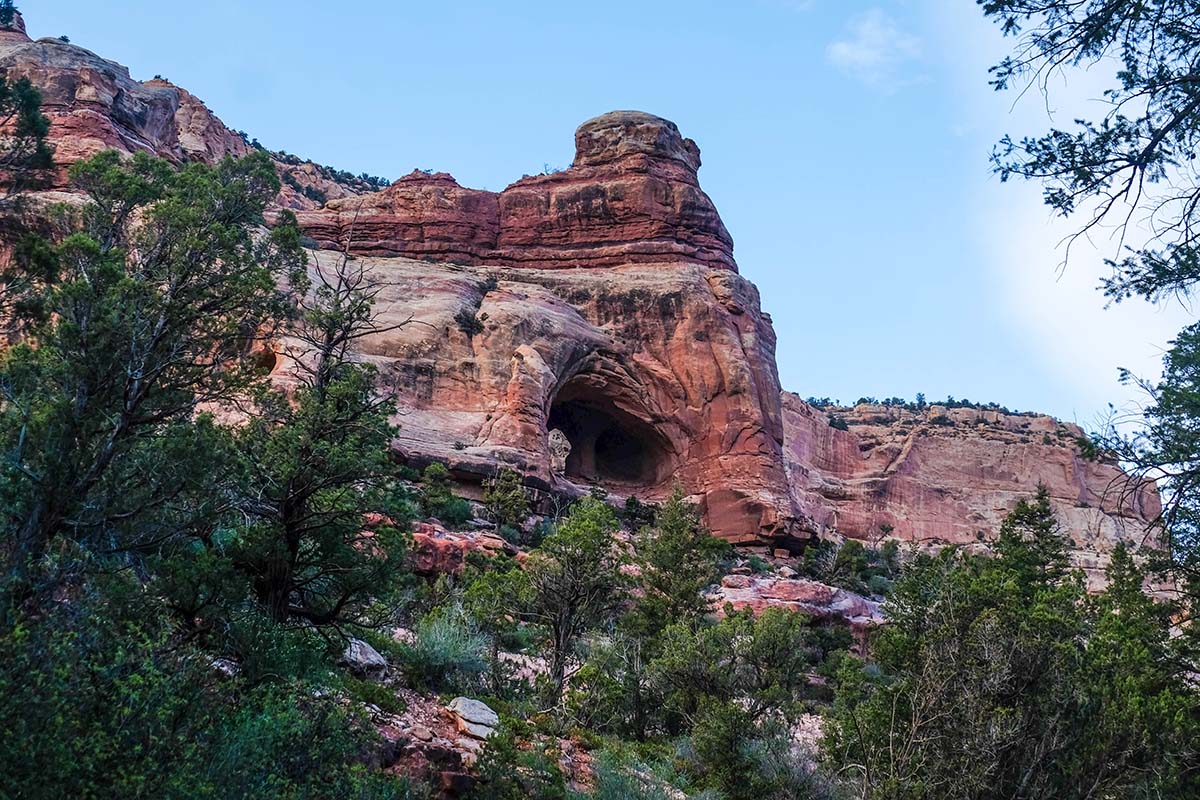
xmin=31 ymin=1 xmax=1191 ymax=425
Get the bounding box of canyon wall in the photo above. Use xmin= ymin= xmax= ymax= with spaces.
xmin=0 ymin=11 xmax=1162 ymax=559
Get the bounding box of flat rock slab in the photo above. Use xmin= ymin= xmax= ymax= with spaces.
xmin=447 ymin=697 xmax=499 ymax=728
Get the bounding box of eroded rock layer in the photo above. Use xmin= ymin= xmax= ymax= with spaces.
xmin=292 ymin=111 xmax=736 ymax=271
xmin=783 ymin=395 xmax=1162 ymax=586
xmin=0 ymin=11 xmax=1162 ymax=557
xmin=0 ymin=12 xmax=369 ymax=209
xmin=294 ymin=250 xmax=794 ymax=542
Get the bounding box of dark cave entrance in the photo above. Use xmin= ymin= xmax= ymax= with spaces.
xmin=547 ymin=377 xmax=675 ymax=487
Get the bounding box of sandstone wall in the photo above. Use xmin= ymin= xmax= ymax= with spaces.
xmin=0 ymin=10 xmax=1163 ymax=558
xmin=782 ymin=395 xmax=1162 ymax=586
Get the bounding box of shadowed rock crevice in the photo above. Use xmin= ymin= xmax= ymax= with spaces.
xmin=547 ymin=375 xmax=675 ymax=488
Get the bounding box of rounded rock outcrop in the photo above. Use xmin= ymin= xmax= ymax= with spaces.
xmin=573 ymin=110 xmax=702 ymax=171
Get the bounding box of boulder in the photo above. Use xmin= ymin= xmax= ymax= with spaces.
xmin=447 ymin=697 xmax=499 ymax=741
xmin=340 ymin=638 xmax=388 ymax=677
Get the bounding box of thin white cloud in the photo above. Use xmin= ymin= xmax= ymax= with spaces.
xmin=827 ymin=9 xmax=922 ymax=88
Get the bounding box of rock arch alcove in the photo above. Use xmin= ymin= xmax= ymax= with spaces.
xmin=546 ymin=372 xmax=675 ymax=489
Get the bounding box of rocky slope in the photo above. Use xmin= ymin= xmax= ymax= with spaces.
xmin=0 ymin=11 xmax=1162 ymax=563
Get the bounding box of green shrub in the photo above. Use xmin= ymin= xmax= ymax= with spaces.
xmin=420 ymin=463 xmax=474 ymax=525
xmin=472 ymin=717 xmax=566 ymax=800
xmin=400 ymin=604 xmax=487 ymax=692
xmin=484 ymin=468 xmax=531 ymax=529
xmin=433 ymin=496 xmax=474 ymax=526
xmin=455 ymin=308 xmax=485 ymax=337
xmin=0 ymin=583 xmax=422 ymax=800
xmin=747 ymin=554 xmax=771 ymax=574
xmin=343 ymin=675 xmax=407 ymax=715
xmin=578 ymin=751 xmax=701 ymax=800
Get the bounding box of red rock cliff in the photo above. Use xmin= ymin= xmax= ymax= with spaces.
xmin=293 ymin=111 xmax=735 ymax=271
xmin=0 ymin=13 xmax=1161 ymax=556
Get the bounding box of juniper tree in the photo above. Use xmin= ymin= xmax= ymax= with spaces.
xmin=980 ymin=0 xmax=1200 ymax=621
xmin=229 ymin=248 xmax=413 ymax=628
xmin=0 ymin=150 xmax=303 ymax=604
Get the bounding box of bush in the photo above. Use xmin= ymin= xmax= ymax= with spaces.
xmin=579 ymin=751 xmax=701 ymax=800
xmin=343 ymin=675 xmax=407 ymax=715
xmin=420 ymin=463 xmax=473 ymax=525
xmin=472 ymin=717 xmax=566 ymax=800
xmin=399 ymin=604 xmax=487 ymax=692
xmin=0 ymin=582 xmax=421 ymax=800
xmin=484 ymin=468 xmax=531 ymax=529
xmin=747 ymin=554 xmax=771 ymax=574
xmin=455 ymin=308 xmax=485 ymax=337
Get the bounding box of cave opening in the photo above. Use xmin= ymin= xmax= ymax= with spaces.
xmin=547 ymin=377 xmax=674 ymax=488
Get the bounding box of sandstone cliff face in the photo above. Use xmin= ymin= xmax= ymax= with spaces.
xmin=0 ymin=12 xmax=1162 ymax=559
xmin=782 ymin=394 xmax=1162 ymax=586
xmin=293 ymin=111 xmax=735 ymax=271
xmin=0 ymin=12 xmax=366 ymax=209
xmin=292 ymin=247 xmax=794 ymax=542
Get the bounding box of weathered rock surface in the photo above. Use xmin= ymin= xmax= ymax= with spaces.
xmin=783 ymin=396 xmax=1163 ymax=586
xmin=1 ymin=14 xmax=1162 ymax=561
xmin=447 ymin=697 xmax=499 ymax=740
xmin=340 ymin=638 xmax=388 ymax=677
xmin=408 ymin=521 xmax=513 ymax=575
xmin=713 ymin=573 xmax=883 ymax=632
xmin=295 ymin=247 xmax=793 ymax=541
xmin=0 ymin=12 xmax=368 ymax=209
xmin=293 ymin=111 xmax=735 ymax=271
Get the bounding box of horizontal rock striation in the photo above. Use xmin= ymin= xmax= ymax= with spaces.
xmin=292 ymin=111 xmax=736 ymax=271
xmin=782 ymin=395 xmax=1162 ymax=586
xmin=290 ymin=250 xmax=795 ymax=541
xmin=0 ymin=11 xmax=1162 ymax=559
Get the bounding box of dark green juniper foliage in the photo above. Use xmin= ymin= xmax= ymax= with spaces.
xmin=0 ymin=146 xmax=430 ymax=797
xmin=827 ymin=491 xmax=1200 ymax=800
xmin=0 ymin=151 xmax=304 ymax=606
xmin=978 ymin=0 xmax=1200 ymax=687
xmin=983 ymin=0 xmax=1200 ymax=299
xmin=227 ymin=246 xmax=413 ymax=628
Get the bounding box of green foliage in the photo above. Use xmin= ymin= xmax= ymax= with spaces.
xmin=826 ymin=496 xmax=1200 ymax=800
xmin=0 ymin=580 xmax=422 ymax=800
xmin=801 ymin=538 xmax=899 ymax=595
xmin=523 ymin=496 xmax=626 ymax=701
xmin=681 ymin=701 xmax=830 ymax=800
xmin=464 ymin=564 xmax=533 ymax=695
xmin=652 ymin=607 xmax=824 ymax=726
xmin=575 ymin=750 xmax=710 ymax=800
xmin=828 ymin=414 xmax=850 ymax=431
xmin=484 ymin=468 xmax=531 ymax=530
xmin=455 ymin=307 xmax=485 ymax=337
xmin=0 ymin=150 xmax=304 ymax=605
xmin=0 ymin=72 xmax=52 ymax=189
xmin=400 ymin=603 xmax=488 ymax=692
xmin=0 ymin=2 xmax=15 ymax=26
xmin=343 ymin=675 xmax=407 ymax=715
xmin=981 ymin=1 xmax=1200 ymax=304
xmin=624 ymin=486 xmax=728 ymax=641
xmin=471 ymin=717 xmax=567 ymax=800
xmin=621 ymin=495 xmax=659 ymax=527
xmin=419 ymin=462 xmax=473 ymax=525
